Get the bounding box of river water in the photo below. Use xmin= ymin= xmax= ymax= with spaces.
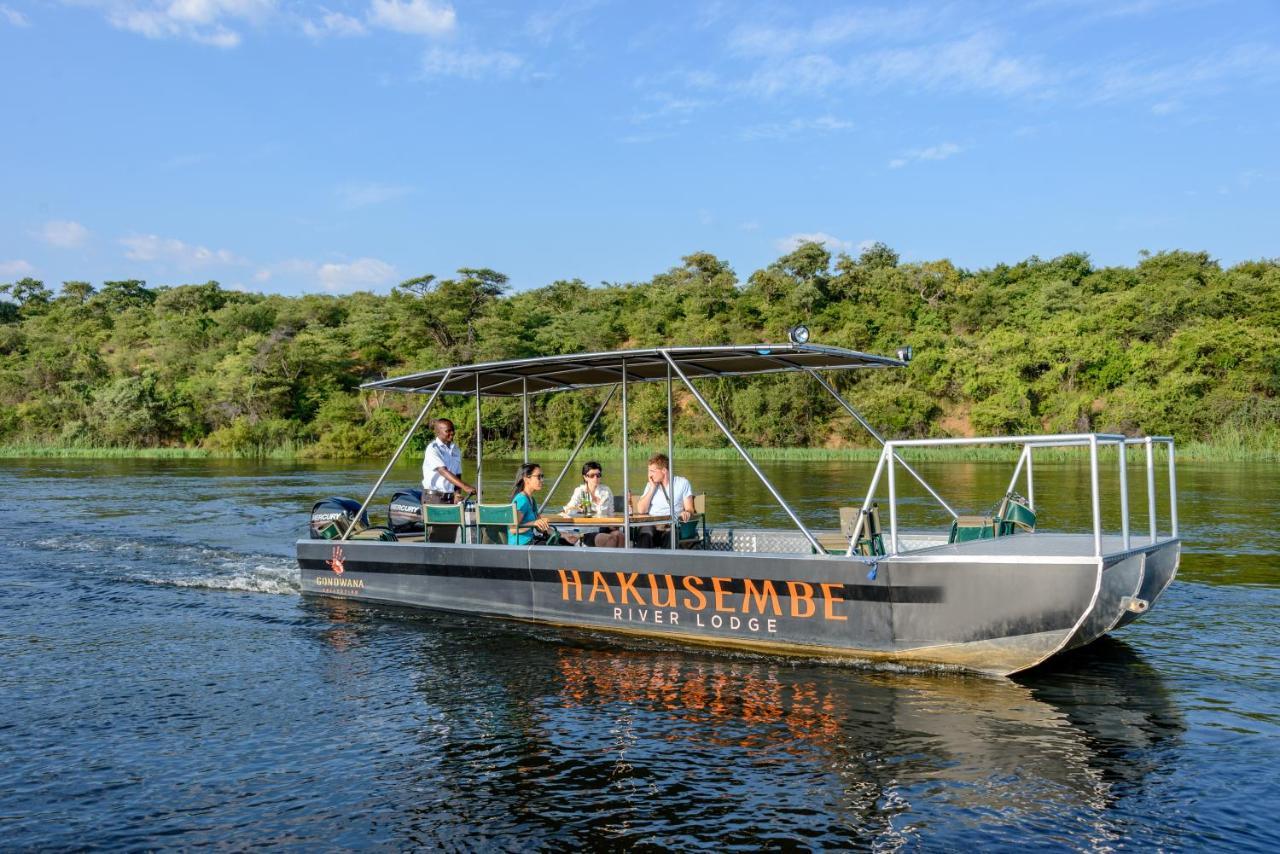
xmin=2 ymin=456 xmax=1277 ymax=850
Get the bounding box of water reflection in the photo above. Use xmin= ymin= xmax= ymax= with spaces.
xmin=309 ymin=599 xmax=1184 ymax=846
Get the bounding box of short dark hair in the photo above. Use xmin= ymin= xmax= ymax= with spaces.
xmin=648 ymin=453 xmax=669 ymax=470
xmin=581 ymin=460 xmax=602 ymax=476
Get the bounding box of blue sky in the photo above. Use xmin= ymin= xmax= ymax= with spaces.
xmin=2 ymin=0 xmax=1277 ymax=295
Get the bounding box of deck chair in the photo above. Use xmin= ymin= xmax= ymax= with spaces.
xmin=996 ymin=493 xmax=1037 ymax=533
xmin=476 ymin=503 xmax=519 ymax=545
xmin=424 ymin=502 xmax=467 ymax=544
xmin=840 ymin=504 xmax=885 ymax=557
xmin=678 ymin=494 xmax=708 ymax=549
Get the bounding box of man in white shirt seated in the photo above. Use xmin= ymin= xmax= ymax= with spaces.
xmin=423 ymin=418 xmax=475 ymax=542
xmin=633 ymin=452 xmax=694 ymax=549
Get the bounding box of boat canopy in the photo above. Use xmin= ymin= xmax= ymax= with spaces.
xmin=361 ymin=344 xmax=905 ymax=397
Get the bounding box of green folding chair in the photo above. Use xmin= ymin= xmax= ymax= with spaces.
xmin=476 ymin=503 xmax=519 ymax=545
xmin=836 ymin=505 xmax=886 ymax=556
xmin=424 ymin=502 xmax=467 ymax=544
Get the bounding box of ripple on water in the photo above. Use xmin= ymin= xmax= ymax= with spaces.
xmin=1 ymin=459 xmax=1278 ymax=849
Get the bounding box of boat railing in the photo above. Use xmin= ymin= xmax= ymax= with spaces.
xmin=864 ymin=433 xmax=1178 ymax=559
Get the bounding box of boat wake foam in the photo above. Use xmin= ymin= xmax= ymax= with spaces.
xmin=31 ymin=534 xmax=301 ymax=595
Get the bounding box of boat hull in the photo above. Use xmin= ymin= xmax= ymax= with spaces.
xmin=297 ymin=536 xmax=1180 ymax=676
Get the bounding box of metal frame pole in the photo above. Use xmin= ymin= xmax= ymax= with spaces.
xmin=1089 ymin=435 xmax=1102 ymax=557
xmin=1145 ymin=437 xmax=1157 ymax=542
xmin=543 ymin=385 xmax=619 ymax=511
xmin=1168 ymin=441 xmax=1179 ymax=538
xmin=663 ymin=352 xmax=824 ymax=554
xmin=342 ymin=370 xmax=451 ymax=539
xmin=886 ymin=441 xmax=899 ymax=554
xmin=1004 ymin=446 xmax=1029 ymax=498
xmin=805 ymin=368 xmax=957 ymax=519
xmin=522 ymin=378 xmax=529 ymax=464
xmin=667 ymin=359 xmax=677 ymax=550
xmin=475 ymin=374 xmax=483 ymax=504
xmin=1119 ymin=440 xmax=1131 ymax=550
xmin=1026 ymin=446 xmax=1035 ymax=512
xmin=621 ymin=358 xmax=630 ymax=549
xmin=848 ymin=449 xmax=888 ymax=556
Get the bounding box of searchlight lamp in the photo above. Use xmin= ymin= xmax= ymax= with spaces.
xmin=788 ymin=325 xmax=811 ymax=345
xmin=896 ymin=345 xmax=913 ymax=363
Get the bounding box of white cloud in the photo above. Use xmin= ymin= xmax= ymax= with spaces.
xmin=776 ymin=232 xmax=852 ymax=253
xmin=629 ymin=93 xmax=706 ymax=125
xmin=524 ymin=0 xmax=599 ymax=47
xmin=317 ymin=258 xmax=397 ymax=292
xmin=727 ymin=8 xmax=932 ymax=59
xmin=1 ymin=4 xmax=30 ymax=26
xmin=743 ymin=31 xmax=1047 ymax=98
xmin=253 ymin=256 xmax=398 ymax=292
xmin=90 ymin=0 xmax=277 ymax=48
xmin=303 ymin=9 xmax=365 ymax=37
xmin=889 ymin=142 xmax=961 ymax=168
xmin=368 ymin=0 xmax=455 ymax=36
xmin=739 ymin=115 xmax=853 ymax=141
xmin=337 ymin=181 xmax=413 ymax=207
xmin=421 ymin=46 xmax=522 ymax=79
xmin=121 ymin=233 xmax=245 ymax=266
xmin=0 ymin=259 xmax=35 ymax=277
xmin=38 ymin=220 xmax=91 ymax=248
xmin=1092 ymin=43 xmax=1280 ymax=103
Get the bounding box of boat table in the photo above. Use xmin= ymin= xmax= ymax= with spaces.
xmin=548 ymin=513 xmax=671 ymax=529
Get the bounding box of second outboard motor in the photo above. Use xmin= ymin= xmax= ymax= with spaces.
xmin=388 ymin=489 xmax=425 ymax=534
xmin=310 ymin=497 xmax=369 ymax=539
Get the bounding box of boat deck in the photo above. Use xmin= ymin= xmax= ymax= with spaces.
xmin=696 ymin=527 xmax=1170 ymax=561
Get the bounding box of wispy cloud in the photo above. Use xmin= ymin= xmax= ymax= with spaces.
xmin=368 ymin=0 xmax=455 ymax=36
xmin=0 ymin=259 xmax=35 ymax=277
xmin=888 ymin=141 xmax=961 ymax=169
xmin=776 ymin=232 xmax=852 ymax=253
xmin=317 ymin=257 xmax=398 ymax=291
xmin=121 ymin=233 xmax=245 ymax=267
xmin=629 ymin=92 xmax=706 ymax=125
xmin=38 ymin=220 xmax=90 ymax=248
xmin=743 ymin=31 xmax=1048 ymax=98
xmin=89 ymin=0 xmax=278 ymax=48
xmin=1 ymin=4 xmax=30 ymax=26
xmin=302 ymin=9 xmax=365 ymax=38
xmin=337 ymin=181 xmax=413 ymax=208
xmin=726 ymin=7 xmax=933 ymax=59
xmin=421 ymin=45 xmax=522 ymax=79
xmin=254 ymin=256 xmax=398 ymax=292
xmin=739 ymin=115 xmax=852 ymax=141
xmin=524 ymin=0 xmax=600 ymax=47
xmin=1091 ymin=43 xmax=1280 ymax=103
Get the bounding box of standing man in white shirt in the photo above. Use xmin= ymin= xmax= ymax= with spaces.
xmin=423 ymin=418 xmax=475 ymax=542
xmin=633 ymin=452 xmax=695 ymax=549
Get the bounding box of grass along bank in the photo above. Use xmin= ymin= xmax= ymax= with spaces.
xmin=2 ymin=427 xmax=1276 ymax=463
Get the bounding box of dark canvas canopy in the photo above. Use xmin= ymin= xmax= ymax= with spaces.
xmin=360 ymin=344 xmax=904 ymax=396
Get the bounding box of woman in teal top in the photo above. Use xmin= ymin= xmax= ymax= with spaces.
xmin=511 ymin=463 xmax=575 ymax=546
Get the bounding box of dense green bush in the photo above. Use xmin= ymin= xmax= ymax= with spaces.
xmin=1 ymin=246 xmax=1277 ymax=457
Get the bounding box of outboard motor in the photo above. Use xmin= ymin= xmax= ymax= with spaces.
xmin=310 ymin=497 xmax=369 ymax=539
xmin=388 ymin=488 xmax=425 ymax=534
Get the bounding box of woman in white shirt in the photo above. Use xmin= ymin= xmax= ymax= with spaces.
xmin=562 ymin=461 xmax=614 ymax=516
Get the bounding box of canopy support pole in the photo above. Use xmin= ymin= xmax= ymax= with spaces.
xmin=667 ymin=359 xmax=677 ymax=550
xmin=663 ymin=352 xmax=824 ymax=554
xmin=475 ymin=374 xmax=483 ymax=504
xmin=342 ymin=370 xmax=451 ymax=540
xmin=621 ymin=359 xmax=631 ymax=548
xmin=805 ymin=368 xmax=957 ymax=519
xmin=543 ymin=384 xmax=619 ymax=512
xmin=522 ymin=378 xmax=529 ymax=464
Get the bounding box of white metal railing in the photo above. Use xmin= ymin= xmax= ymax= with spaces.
xmin=857 ymin=433 xmax=1178 ymax=558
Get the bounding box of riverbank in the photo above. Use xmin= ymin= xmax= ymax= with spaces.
xmin=2 ymin=434 xmax=1276 ymax=463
